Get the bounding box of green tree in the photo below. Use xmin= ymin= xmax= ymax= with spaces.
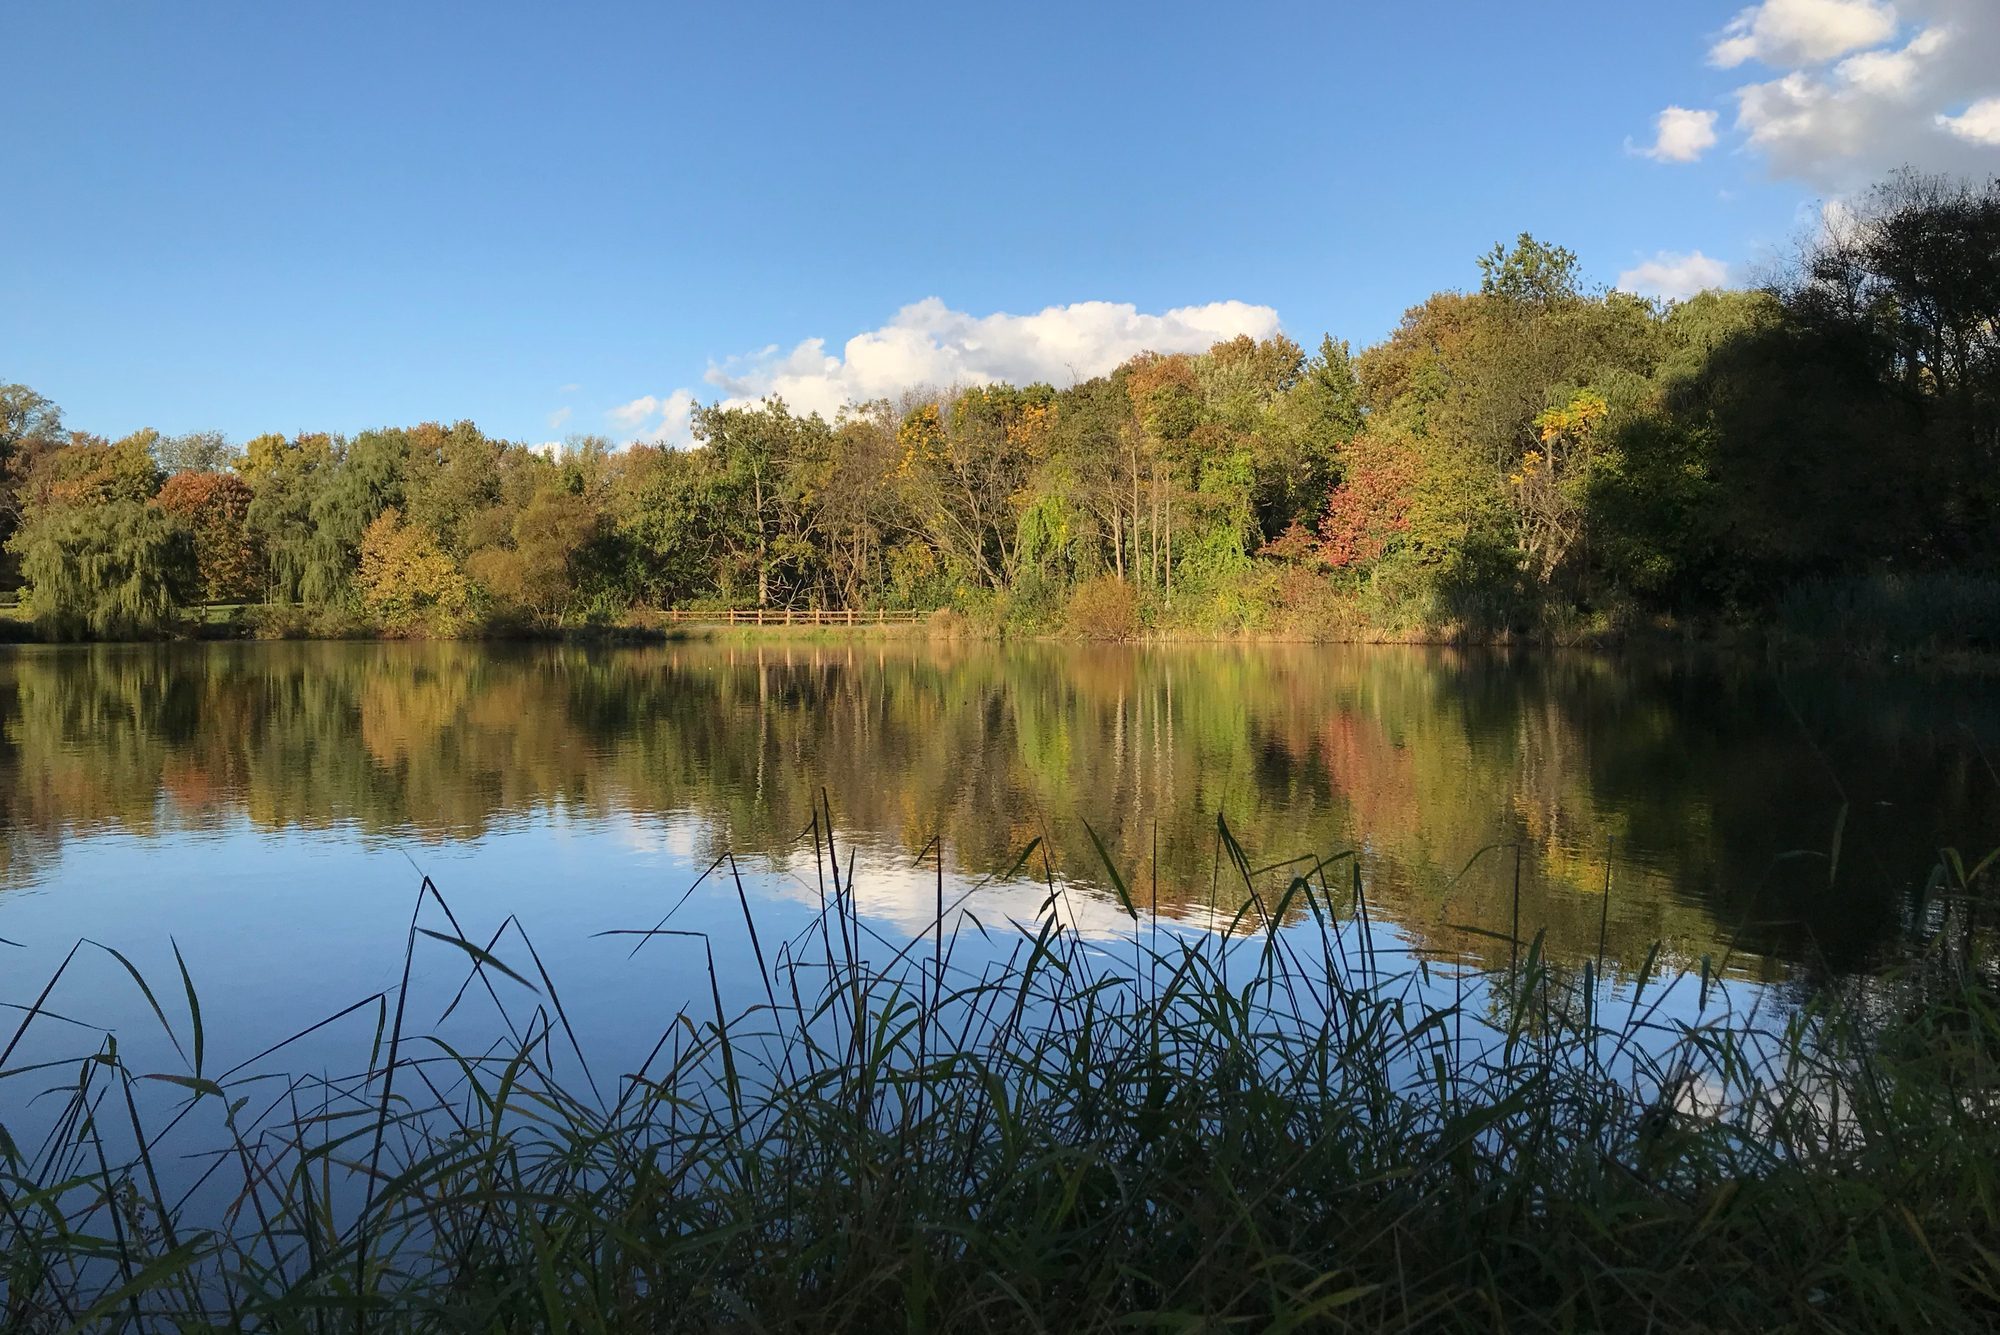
xmin=404 ymin=421 xmax=502 ymax=557
xmin=8 ymin=501 xmax=195 ymax=639
xmin=153 ymin=430 xmax=238 ymax=475
xmin=1263 ymin=335 xmax=1364 ymax=534
xmin=242 ymin=432 xmax=337 ymax=603
xmin=1478 ymin=233 xmax=1583 ymax=306
xmin=0 ymin=383 xmax=66 ymax=565
xmin=609 ymin=444 xmax=723 ymax=607
xmin=301 ymin=429 xmax=409 ymax=604
xmin=467 ymin=476 xmax=601 ymax=624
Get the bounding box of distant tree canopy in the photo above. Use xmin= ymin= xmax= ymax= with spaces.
xmin=5 ymin=168 xmax=1997 ymax=640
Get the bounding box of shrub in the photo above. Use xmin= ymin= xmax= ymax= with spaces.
xmin=1064 ymin=573 xmax=1142 ymax=640
xmin=926 ymin=606 xmax=972 ymax=639
xmin=249 ymin=601 xmax=372 ymax=639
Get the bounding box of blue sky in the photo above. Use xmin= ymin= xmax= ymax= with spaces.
xmin=4 ymin=0 xmax=1996 ymax=445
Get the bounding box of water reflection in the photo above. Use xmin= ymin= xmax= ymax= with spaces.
xmin=1 ymin=640 xmax=1994 ymax=980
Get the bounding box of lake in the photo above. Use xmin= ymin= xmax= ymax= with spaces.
xmin=1 ymin=639 xmax=1995 ymax=1076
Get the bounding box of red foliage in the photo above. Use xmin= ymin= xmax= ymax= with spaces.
xmin=1315 ymin=431 xmax=1415 ymax=569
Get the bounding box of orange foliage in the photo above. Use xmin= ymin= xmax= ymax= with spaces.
xmin=155 ymin=470 xmax=261 ymax=601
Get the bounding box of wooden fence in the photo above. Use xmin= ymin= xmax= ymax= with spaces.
xmin=657 ymin=608 xmax=930 ymax=627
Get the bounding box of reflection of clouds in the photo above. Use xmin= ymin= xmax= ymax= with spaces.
xmin=754 ymin=837 xmax=1254 ymax=944
xmin=608 ymin=811 xmax=704 ymax=863
xmin=762 ymin=842 xmax=1139 ymax=943
xmin=754 ymin=832 xmax=1406 ymax=947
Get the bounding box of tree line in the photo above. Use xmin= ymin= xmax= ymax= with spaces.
xmin=3 ymin=169 xmax=1996 ymax=642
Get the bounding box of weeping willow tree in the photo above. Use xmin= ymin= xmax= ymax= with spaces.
xmin=9 ymin=500 xmax=196 ymax=639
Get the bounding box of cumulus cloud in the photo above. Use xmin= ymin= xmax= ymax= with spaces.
xmin=1617 ymin=251 xmax=1733 ymax=301
xmin=1639 ymin=106 xmax=1721 ymax=162
xmin=1667 ymin=0 xmax=2000 ymax=188
xmin=606 ymin=389 xmax=697 ymax=445
xmin=1938 ymin=96 xmax=2000 ymax=145
xmin=1710 ymin=0 xmax=1898 ymax=69
xmin=704 ymin=297 xmax=1283 ymax=419
xmin=614 ymin=297 xmax=1283 ymax=446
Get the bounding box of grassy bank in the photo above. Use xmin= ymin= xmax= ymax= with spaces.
xmin=2 ymin=817 xmax=1996 ymax=1331
xmin=9 ymin=569 xmax=2000 ymax=667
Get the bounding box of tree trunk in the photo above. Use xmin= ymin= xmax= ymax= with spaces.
xmin=753 ymin=467 xmax=769 ymax=608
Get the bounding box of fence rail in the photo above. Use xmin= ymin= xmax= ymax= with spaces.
xmin=657 ymin=608 xmax=930 ymax=627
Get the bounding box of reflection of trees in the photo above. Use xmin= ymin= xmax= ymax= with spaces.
xmin=1 ymin=643 xmax=1993 ymax=976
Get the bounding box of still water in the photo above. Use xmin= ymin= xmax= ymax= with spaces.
xmin=0 ymin=640 xmax=1994 ymax=1068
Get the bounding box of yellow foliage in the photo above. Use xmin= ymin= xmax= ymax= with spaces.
xmin=895 ymin=404 xmax=946 ymax=478
xmin=358 ymin=508 xmax=474 ymax=636
xmin=1533 ymin=390 xmax=1608 ymax=445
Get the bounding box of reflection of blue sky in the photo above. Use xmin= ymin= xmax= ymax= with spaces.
xmin=2 ymin=804 xmax=1788 ymax=1090
xmin=1 ymin=797 xmax=1816 ymax=1232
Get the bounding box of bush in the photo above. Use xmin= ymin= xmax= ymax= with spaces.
xmin=1064 ymin=573 xmax=1142 ymax=640
xmin=249 ymin=601 xmax=372 ymax=639
xmin=926 ymin=606 xmax=973 ymax=639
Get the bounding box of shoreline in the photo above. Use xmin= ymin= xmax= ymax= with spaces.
xmin=3 ymin=607 xmax=1995 ymax=672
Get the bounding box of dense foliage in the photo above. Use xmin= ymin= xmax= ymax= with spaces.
xmin=6 ymin=170 xmax=1997 ymax=641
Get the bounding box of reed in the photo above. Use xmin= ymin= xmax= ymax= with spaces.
xmin=1 ymin=809 xmax=1996 ymax=1332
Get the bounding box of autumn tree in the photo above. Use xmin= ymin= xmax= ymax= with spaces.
xmin=155 ymin=471 xmax=261 ymax=601
xmin=357 ymin=507 xmax=473 ymax=634
xmin=1511 ymin=388 xmax=1608 ymax=585
xmin=895 ymin=385 xmax=1051 ymax=592
xmin=467 ymin=474 xmax=601 ymax=624
xmin=18 ymin=431 xmax=161 ymax=514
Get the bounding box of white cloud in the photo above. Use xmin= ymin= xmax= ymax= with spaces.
xmin=546 ymin=405 xmax=573 ymax=431
xmin=1836 ymin=25 xmax=1945 ymax=94
xmin=558 ymin=382 xmax=581 ymax=395
xmin=610 ymin=297 xmax=1283 ymax=445
xmin=1711 ymin=0 xmax=1899 ymax=69
xmin=1639 ymin=106 xmax=1721 ymax=162
xmin=698 ymin=297 xmax=1283 ymax=422
xmin=606 ymin=389 xmax=697 ymax=446
xmin=1692 ymin=1 xmax=2000 ymax=188
xmin=1938 ymin=96 xmax=2000 ymax=145
xmin=1617 ymin=251 xmax=1733 ymax=301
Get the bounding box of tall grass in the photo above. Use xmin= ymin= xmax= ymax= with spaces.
xmin=2 ymin=810 xmax=1997 ymax=1331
